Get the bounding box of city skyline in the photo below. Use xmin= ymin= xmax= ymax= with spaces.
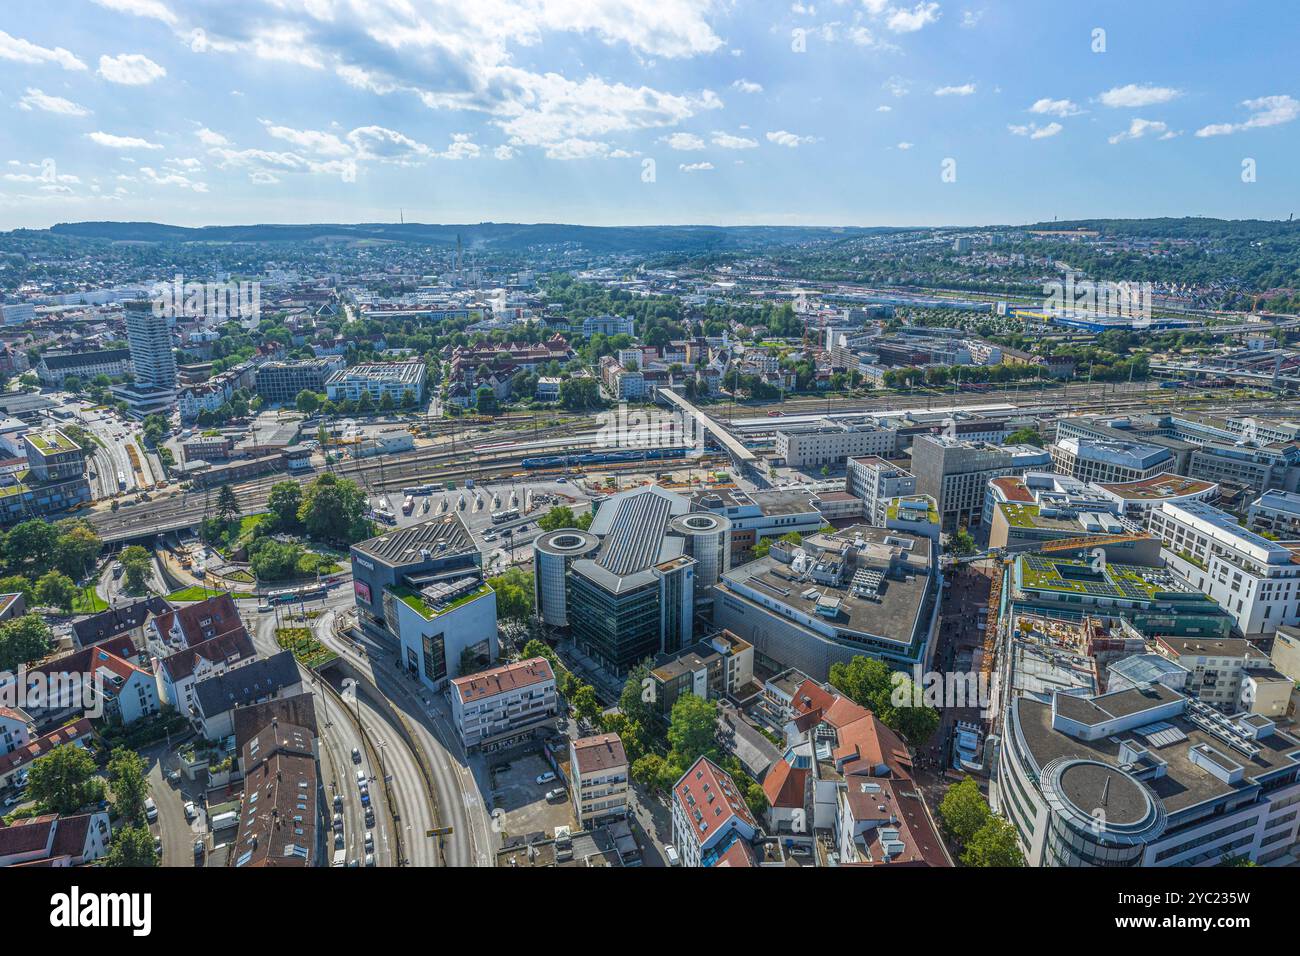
xmin=0 ymin=0 xmax=1297 ymax=229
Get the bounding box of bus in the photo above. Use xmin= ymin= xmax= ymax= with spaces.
xmin=402 ymin=495 xmax=415 ymax=516
xmin=117 ymin=471 xmax=127 ymax=490
xmin=491 ymin=508 xmax=520 ymax=525
xmin=266 ymin=584 xmax=328 ymax=606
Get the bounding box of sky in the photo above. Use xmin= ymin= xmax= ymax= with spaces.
xmin=0 ymin=0 xmax=1297 ymax=230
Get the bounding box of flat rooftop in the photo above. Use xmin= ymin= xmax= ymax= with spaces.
xmin=352 ymin=513 xmax=475 ymax=567
xmin=1016 ymin=554 xmax=1186 ymax=603
xmin=1098 ymin=473 xmax=1217 ymax=501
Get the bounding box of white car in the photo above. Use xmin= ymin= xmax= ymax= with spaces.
xmin=535 ymin=771 xmax=557 ymax=786
xmin=144 ymin=797 xmax=158 ymax=822
xmin=545 ymin=788 xmax=565 ymax=801
xmin=183 ymin=801 xmax=198 ymax=822
xmin=364 ymin=831 xmax=375 ymax=852
xmin=664 ymin=845 xmax=680 ymax=866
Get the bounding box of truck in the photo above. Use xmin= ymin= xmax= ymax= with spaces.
xmin=332 ymin=848 xmax=347 ymax=867
xmin=402 ymin=495 xmax=415 ymax=516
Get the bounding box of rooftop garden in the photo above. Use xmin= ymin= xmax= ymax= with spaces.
xmin=390 ymin=582 xmax=491 ymax=620
xmin=1017 ymin=555 xmax=1172 ymax=601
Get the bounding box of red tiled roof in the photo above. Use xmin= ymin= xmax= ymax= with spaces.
xmin=761 ymin=755 xmax=808 ymax=809
xmin=571 ymin=733 xmax=627 ymax=774
xmin=673 ymin=756 xmax=756 ymax=845
xmin=158 ymin=627 xmax=256 ymax=682
xmin=152 ymin=593 xmax=242 ymax=648
xmin=451 ymin=657 xmax=554 ymax=704
xmin=0 ymin=719 xmax=94 ymax=776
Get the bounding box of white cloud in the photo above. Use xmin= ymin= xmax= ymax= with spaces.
xmin=1195 ymin=94 xmax=1300 ymax=137
xmin=346 ymin=126 xmax=435 ymax=163
xmin=731 ymin=79 xmax=763 ymax=94
xmin=0 ymin=30 xmax=86 ymax=70
xmin=711 ymin=131 xmax=758 ymax=149
xmin=935 ymin=83 xmax=976 ymax=97
xmin=1108 ymin=118 xmax=1175 ymax=144
xmin=440 ymin=133 xmax=480 ymax=160
xmin=493 ymin=144 xmax=516 ymax=160
xmin=98 ymin=53 xmax=167 ymax=85
xmin=262 ymin=122 xmax=352 ymax=157
xmin=895 ymin=141 xmax=913 ymax=150
xmin=961 ymin=10 xmax=984 ymax=28
xmin=195 ymin=127 xmax=229 ymax=147
xmin=766 ymin=130 xmax=815 ymax=147
xmin=660 ymin=132 xmax=706 ymax=150
xmin=1008 ymin=121 xmax=1062 ymax=139
xmin=1030 ymin=97 xmax=1082 ymax=117
xmin=886 ymin=2 xmax=941 ymax=33
xmin=679 ymin=161 xmax=713 ymax=172
xmin=1099 ymin=84 xmax=1181 ymax=108
xmin=876 ymin=105 xmax=892 ymax=112
xmin=139 ymin=165 xmax=207 ymax=191
xmin=86 ymin=131 xmax=163 ymax=149
xmin=90 ymin=0 xmax=177 ymax=26
xmin=17 ymin=88 xmax=90 ymax=117
xmin=883 ymin=75 xmax=910 ymax=98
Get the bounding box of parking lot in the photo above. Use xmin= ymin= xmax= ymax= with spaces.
xmin=487 ymin=752 xmax=574 ymax=839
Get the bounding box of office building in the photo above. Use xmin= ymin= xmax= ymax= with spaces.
xmin=1152 ymin=636 xmax=1272 ymax=712
xmin=1095 ymin=473 xmax=1219 ymax=520
xmin=670 ymin=756 xmax=758 ymax=868
xmin=35 ymin=348 xmax=133 ymax=386
xmin=690 ymin=487 xmax=823 ymax=562
xmin=557 ymin=486 xmax=714 ymax=674
xmin=1050 ymin=438 xmax=1174 ymax=485
xmin=534 ymin=529 xmax=601 ymax=628
xmin=1148 ymin=499 xmax=1300 ymax=637
xmin=996 ymin=682 xmax=1300 ymax=866
xmin=325 ymin=360 xmax=426 ymax=404
xmin=846 ymin=456 xmax=916 ymax=525
xmin=713 ymin=524 xmax=939 ymax=681
xmin=0 ymin=429 xmax=91 ymax=524
xmin=582 ymin=314 xmax=635 ymax=337
xmin=350 ymin=515 xmax=497 ymax=691
xmin=910 ymin=435 xmax=1052 ymax=532
xmin=570 ymin=733 xmax=630 ymax=827
xmin=648 ymin=630 xmax=755 ymax=717
xmin=255 ymin=358 xmax=345 ymax=404
xmin=112 ymin=303 xmax=177 ymax=415
xmin=449 ymin=657 xmax=558 ymax=752
xmin=775 ymin=421 xmax=897 ymax=470
xmin=0 ymin=303 xmax=35 ymax=326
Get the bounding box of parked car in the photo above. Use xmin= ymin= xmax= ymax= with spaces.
xmin=333 ymin=794 xmax=343 ymax=811
xmin=334 ymin=832 xmax=345 ymax=850
xmin=144 ymin=797 xmax=158 ymax=823
xmin=154 ymin=836 xmax=163 ymax=855
xmin=664 ymin=845 xmax=680 ymax=866
xmin=332 ymin=812 xmax=344 ymax=832
xmin=535 ymin=771 xmax=557 ymax=786
xmin=364 ymin=807 xmax=375 ymax=827
xmin=545 ymin=788 xmax=565 ymax=801
xmin=183 ymin=801 xmax=198 ymax=822
xmin=193 ymin=839 xmax=205 ymax=861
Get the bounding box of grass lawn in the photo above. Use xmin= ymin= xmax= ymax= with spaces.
xmin=167 ymin=586 xmax=257 ymax=601
xmin=276 ymin=626 xmax=338 ymax=669
xmin=72 ymin=590 xmax=109 ymax=614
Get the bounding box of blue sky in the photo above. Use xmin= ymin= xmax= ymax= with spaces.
xmin=0 ymin=0 xmax=1296 ymax=229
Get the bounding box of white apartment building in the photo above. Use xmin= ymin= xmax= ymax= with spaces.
xmin=1246 ymin=489 xmax=1300 ymax=538
xmin=776 ymin=422 xmax=897 ymax=470
xmin=582 ymin=314 xmax=635 ymax=337
xmin=449 ymin=657 xmax=558 ymax=752
xmin=847 ymin=456 xmax=916 ymax=525
xmin=0 ymin=303 xmax=35 ymax=325
xmin=569 ymin=733 xmax=630 ymax=827
xmin=325 ymin=360 xmax=426 ymax=403
xmin=1149 ymin=499 xmax=1300 ymax=637
xmin=670 ymin=756 xmax=758 ymax=868
xmin=1153 ymin=636 xmax=1272 ymax=711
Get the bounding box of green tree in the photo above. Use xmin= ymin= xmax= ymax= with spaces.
xmin=537 ymin=505 xmax=579 ymax=532
xmin=216 ymin=484 xmax=241 ymax=523
xmin=631 ymin=753 xmax=667 ymax=792
xmin=295 ymin=389 xmax=321 ymax=415
xmin=379 ymin=392 xmax=395 ymax=413
xmin=4 ymin=519 xmax=59 ymax=576
xmin=34 ymin=570 xmax=77 ymax=612
xmin=570 ymin=683 xmax=602 ymax=723
xmin=107 ymin=747 xmax=149 ymax=828
xmin=617 ymin=660 xmax=656 ymax=731
xmin=938 ymin=777 xmax=992 ymax=847
xmin=104 ymin=826 xmax=158 ymax=867
xmin=27 ymin=743 xmax=99 ymax=815
xmin=118 ymin=545 xmax=153 ymax=594
xmin=267 ymin=481 xmax=303 ymax=532
xmin=666 ymin=693 xmax=718 ymax=768
xmin=0 ymin=613 xmax=51 ymax=670
xmin=0 ymin=574 xmax=33 ymax=604
xmin=559 ymin=377 xmax=600 ymax=410
xmin=948 ymin=528 xmax=976 ymax=556
xmin=487 ymin=567 xmax=533 ymax=622
xmin=829 ymin=654 xmax=940 ymax=746
xmin=54 ymin=520 xmax=101 ymax=578
xmin=961 ymin=817 xmax=1024 ymax=867
xmin=1004 ymin=426 xmax=1044 ymax=447
xmin=297 ymin=474 xmax=371 ymax=546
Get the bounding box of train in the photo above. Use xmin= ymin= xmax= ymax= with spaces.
xmin=521 ymin=446 xmax=692 ymax=470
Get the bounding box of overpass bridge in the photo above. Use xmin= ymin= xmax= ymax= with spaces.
xmin=657 ymin=390 xmax=759 ymax=471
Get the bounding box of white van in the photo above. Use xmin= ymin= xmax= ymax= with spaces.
xmin=144 ymin=797 xmax=158 ymax=822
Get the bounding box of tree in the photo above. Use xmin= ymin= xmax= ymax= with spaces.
xmin=3 ymin=520 xmax=59 ymax=576
xmin=559 ymin=377 xmax=600 ymax=410
xmin=0 ymin=613 xmax=52 ymax=670
xmin=27 ymin=744 xmax=99 ymax=815
xmin=961 ymin=817 xmax=1023 ymax=867
xmin=297 ymin=474 xmax=370 ymax=546
xmin=570 ymin=683 xmax=602 ymax=723
xmin=54 ymin=520 xmax=102 ymax=579
xmin=107 ymin=747 xmax=149 ymax=828
xmin=379 ymin=392 xmax=395 ymax=413
xmin=829 ymin=654 xmax=940 ymax=746
xmin=105 ymin=826 xmax=158 ymax=867
xmin=487 ymin=567 xmax=533 ymax=622
xmin=216 ymin=484 xmax=241 ymax=523
xmin=118 ymin=545 xmax=153 ymax=594
xmin=1004 ymin=426 xmax=1044 ymax=447
xmin=0 ymin=574 xmax=33 ymax=604
xmin=948 ymin=528 xmax=976 ymax=556
xmin=267 ymin=481 xmax=303 ymax=532
xmin=295 ymin=389 xmax=321 ymax=415
xmin=537 ymin=505 xmax=582 ymax=532
xmin=617 ymin=660 xmax=656 ymax=730
xmin=34 ymin=570 xmax=77 ymax=612
xmin=938 ymin=777 xmax=991 ymax=847
xmin=666 ymin=693 xmax=718 ymax=768
xmin=631 ymin=753 xmax=667 ymax=792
